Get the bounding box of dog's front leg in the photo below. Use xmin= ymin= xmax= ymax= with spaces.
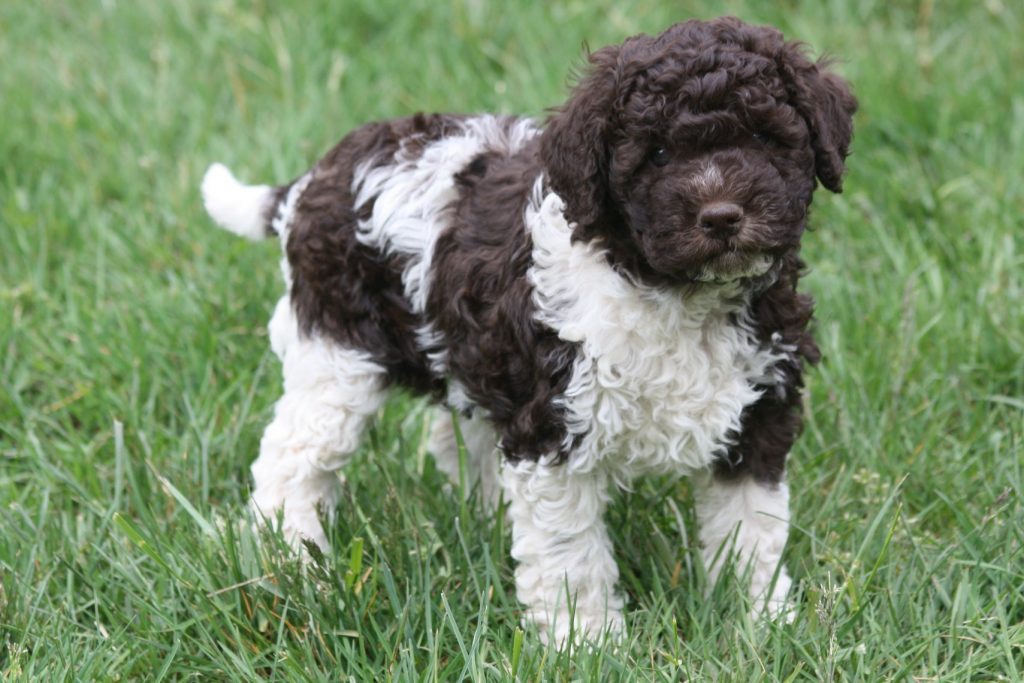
xmin=693 ymin=470 xmax=793 ymax=619
xmin=502 ymin=461 xmax=624 ymax=646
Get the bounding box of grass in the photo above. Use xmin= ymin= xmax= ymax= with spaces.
xmin=1 ymin=0 xmax=1022 ymax=679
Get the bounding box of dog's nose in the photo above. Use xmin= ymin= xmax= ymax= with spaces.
xmin=698 ymin=202 xmax=744 ymax=239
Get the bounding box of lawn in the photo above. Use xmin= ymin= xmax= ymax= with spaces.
xmin=1 ymin=0 xmax=1022 ymax=680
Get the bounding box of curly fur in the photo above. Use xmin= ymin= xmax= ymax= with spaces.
xmin=200 ymin=16 xmax=856 ymax=645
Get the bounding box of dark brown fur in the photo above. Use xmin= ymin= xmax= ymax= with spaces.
xmin=282 ymin=114 xmax=581 ymax=460
xmin=284 ymin=114 xmax=466 ymax=396
xmin=541 ymin=18 xmax=855 ymax=288
xmin=266 ymin=17 xmax=856 ymax=482
xmin=538 ymin=17 xmax=855 ymax=481
xmin=717 ymin=253 xmax=821 ymax=483
xmin=427 ymin=142 xmax=580 ymax=460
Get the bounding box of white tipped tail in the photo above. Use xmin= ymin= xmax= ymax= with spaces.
xmin=201 ymin=163 xmax=273 ymax=239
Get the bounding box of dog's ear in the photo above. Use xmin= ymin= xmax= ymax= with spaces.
xmin=540 ymin=44 xmax=622 ymax=227
xmin=779 ymin=48 xmax=858 ymax=193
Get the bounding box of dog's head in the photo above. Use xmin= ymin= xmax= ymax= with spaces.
xmin=541 ymin=17 xmax=857 ymax=284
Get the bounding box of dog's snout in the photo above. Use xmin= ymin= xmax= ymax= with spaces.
xmin=698 ymin=202 xmax=744 ymax=239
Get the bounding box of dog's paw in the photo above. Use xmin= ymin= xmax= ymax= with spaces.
xmin=249 ymin=498 xmax=332 ymax=554
xmin=279 ymin=507 xmax=331 ymax=554
xmin=753 ymin=569 xmax=795 ymax=624
xmin=533 ymin=609 xmax=625 ymax=649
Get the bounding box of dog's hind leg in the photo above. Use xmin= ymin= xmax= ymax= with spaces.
xmin=426 ymin=409 xmax=501 ymax=511
xmin=249 ymin=296 xmax=387 ymax=550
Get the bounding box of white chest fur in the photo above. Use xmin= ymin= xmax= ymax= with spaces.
xmin=526 ymin=185 xmax=783 ymax=485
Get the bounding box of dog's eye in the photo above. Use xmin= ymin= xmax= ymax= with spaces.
xmin=651 ymin=147 xmax=670 ymax=167
xmin=753 ymin=132 xmax=769 ymax=144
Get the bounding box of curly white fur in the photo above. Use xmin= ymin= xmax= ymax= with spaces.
xmin=519 ymin=183 xmax=793 ymax=640
xmin=502 ymin=460 xmax=624 ymax=646
xmin=201 ymin=163 xmax=272 ymax=240
xmin=526 ymin=184 xmax=784 ymax=482
xmin=250 ymin=297 xmax=387 ymax=549
xmin=352 ymin=116 xmax=539 ymax=314
xmin=693 ymin=471 xmax=792 ymax=618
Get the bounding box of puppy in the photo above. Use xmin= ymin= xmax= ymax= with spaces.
xmin=201 ymin=16 xmax=856 ymax=645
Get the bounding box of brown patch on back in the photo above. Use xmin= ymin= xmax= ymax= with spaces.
xmin=285 ymin=114 xmax=466 ymax=395
xmin=281 ymin=114 xmax=578 ymax=460
xmin=427 ymin=140 xmax=579 ymax=461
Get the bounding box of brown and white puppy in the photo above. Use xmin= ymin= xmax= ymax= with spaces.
xmin=201 ymin=17 xmax=855 ymax=645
